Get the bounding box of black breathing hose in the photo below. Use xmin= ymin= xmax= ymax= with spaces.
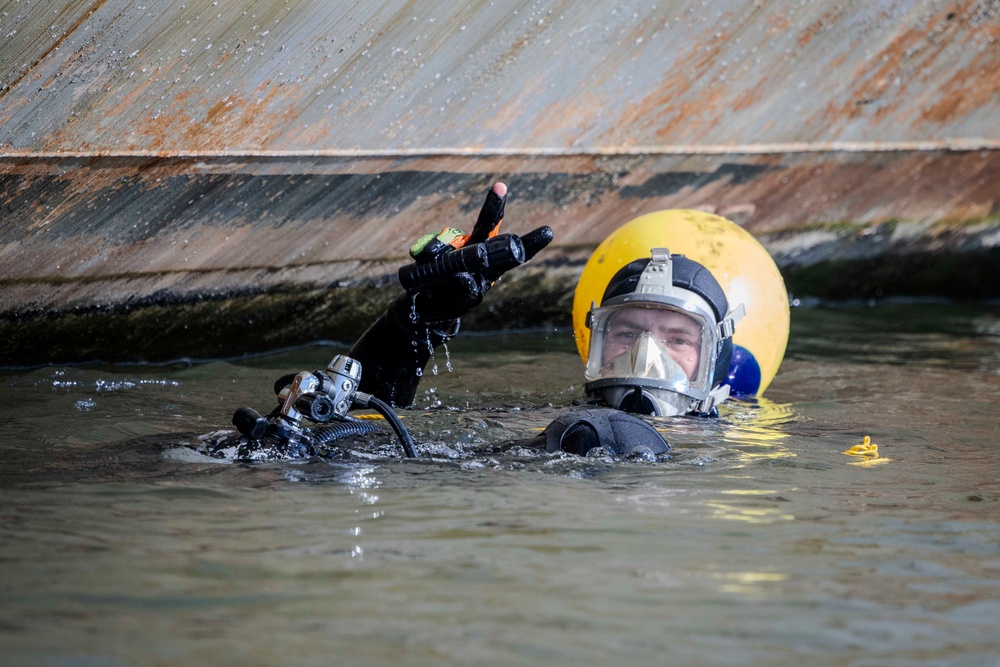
xmin=308 ymin=418 xmax=381 ymax=445
xmin=355 ymin=392 xmax=418 ymax=458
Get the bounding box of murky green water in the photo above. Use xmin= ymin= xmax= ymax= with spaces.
xmin=2 ymin=303 xmax=999 ymax=667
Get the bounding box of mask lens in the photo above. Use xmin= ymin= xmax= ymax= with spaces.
xmin=586 ymin=304 xmax=713 ymax=391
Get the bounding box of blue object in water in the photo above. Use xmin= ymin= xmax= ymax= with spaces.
xmin=727 ymin=344 xmax=762 ymax=397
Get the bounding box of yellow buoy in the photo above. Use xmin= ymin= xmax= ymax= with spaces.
xmin=572 ymin=209 xmax=789 ymax=395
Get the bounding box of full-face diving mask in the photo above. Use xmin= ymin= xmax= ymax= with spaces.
xmin=585 ymin=249 xmax=745 ymax=416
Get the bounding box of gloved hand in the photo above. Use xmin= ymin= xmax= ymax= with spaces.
xmin=398 ymin=182 xmax=554 ymax=323
xmin=348 ymin=181 xmax=553 ymax=408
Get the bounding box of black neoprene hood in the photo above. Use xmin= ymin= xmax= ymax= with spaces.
xmin=600 ymin=254 xmax=730 ymax=322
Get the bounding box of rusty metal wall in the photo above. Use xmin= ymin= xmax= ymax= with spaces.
xmin=3 ymin=0 xmax=999 ymax=151
xmin=1 ymin=0 xmax=999 ymax=363
xmin=3 ymin=150 xmax=999 ymax=308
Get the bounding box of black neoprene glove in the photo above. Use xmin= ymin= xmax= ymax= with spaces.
xmin=399 ymin=184 xmax=553 ymax=322
xmin=349 ymin=183 xmax=554 ymax=407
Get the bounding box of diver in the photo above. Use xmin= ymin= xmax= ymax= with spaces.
xmin=219 ymin=181 xmax=787 ymax=461
xmin=347 ymin=182 xmax=764 ymax=459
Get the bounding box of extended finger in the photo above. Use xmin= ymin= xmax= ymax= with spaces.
xmin=466 ymin=182 xmax=507 ymax=245
xmin=520 ymin=226 xmax=554 ymax=261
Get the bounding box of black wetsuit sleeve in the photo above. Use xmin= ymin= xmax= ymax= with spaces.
xmin=348 ymin=293 xmax=458 ymax=408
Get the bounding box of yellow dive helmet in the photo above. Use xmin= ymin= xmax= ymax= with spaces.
xmin=573 ymin=209 xmax=789 ymax=397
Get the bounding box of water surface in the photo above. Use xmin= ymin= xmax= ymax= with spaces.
xmin=2 ymin=303 xmax=999 ymax=666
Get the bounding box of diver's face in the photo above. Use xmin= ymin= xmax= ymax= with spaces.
xmin=601 ymin=307 xmax=703 ymax=380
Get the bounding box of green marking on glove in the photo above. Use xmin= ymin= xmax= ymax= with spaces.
xmin=409 ymin=227 xmax=467 ymax=260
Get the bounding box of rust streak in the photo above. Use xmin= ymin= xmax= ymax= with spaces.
xmin=918 ymin=8 xmax=1000 ymax=124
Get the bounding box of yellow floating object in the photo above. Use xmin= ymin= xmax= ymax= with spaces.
xmin=571 ymin=209 xmax=789 ymax=395
xmin=843 ymin=435 xmax=879 ymax=457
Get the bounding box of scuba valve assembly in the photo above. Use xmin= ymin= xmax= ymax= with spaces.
xmin=230 ymin=354 xmax=418 ymax=459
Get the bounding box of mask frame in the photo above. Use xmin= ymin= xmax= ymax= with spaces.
xmin=584 ymin=248 xmax=745 ymax=415
xmin=585 ymin=301 xmax=717 ymax=399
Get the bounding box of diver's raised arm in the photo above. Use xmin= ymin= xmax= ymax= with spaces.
xmin=349 ymin=182 xmax=553 ymax=408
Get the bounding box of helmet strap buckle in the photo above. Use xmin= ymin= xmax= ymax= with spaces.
xmin=718 ymin=303 xmax=746 ymax=339
xmin=697 ymin=384 xmax=731 ymax=414
xmin=634 ymin=248 xmax=674 ymax=297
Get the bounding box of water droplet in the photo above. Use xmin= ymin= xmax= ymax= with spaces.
xmin=424 ymin=328 xmax=438 ymax=375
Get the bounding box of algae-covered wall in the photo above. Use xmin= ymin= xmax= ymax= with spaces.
xmin=2 ymin=0 xmax=999 ymax=365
